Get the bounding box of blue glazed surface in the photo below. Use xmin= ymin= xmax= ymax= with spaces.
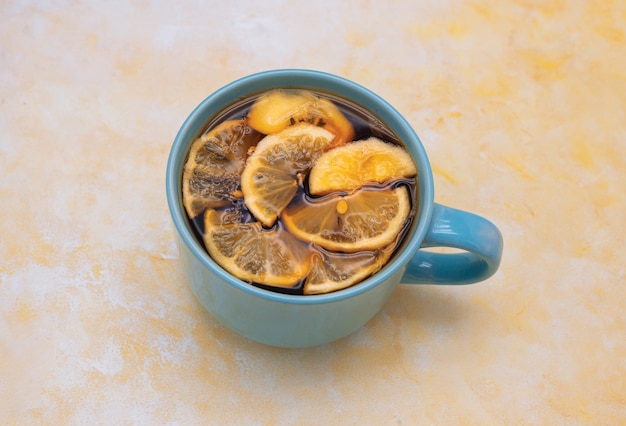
xmin=403 ymin=204 xmax=503 ymax=284
xmin=166 ymin=69 xmax=503 ymax=347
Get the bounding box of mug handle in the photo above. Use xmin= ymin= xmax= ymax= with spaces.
xmin=401 ymin=203 xmax=503 ymax=285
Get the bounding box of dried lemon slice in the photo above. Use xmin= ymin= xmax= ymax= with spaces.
xmin=308 ymin=137 xmax=417 ymax=195
xmin=203 ymin=209 xmax=310 ymax=288
xmin=246 ymin=89 xmax=355 ymax=147
xmin=240 ymin=123 xmax=335 ymax=227
xmin=182 ymin=120 xmax=262 ymax=218
xmin=304 ymin=245 xmax=395 ymax=295
xmin=282 ymin=186 xmax=412 ymax=252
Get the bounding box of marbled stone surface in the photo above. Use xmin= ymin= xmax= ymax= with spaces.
xmin=1 ymin=1 xmax=625 ymax=423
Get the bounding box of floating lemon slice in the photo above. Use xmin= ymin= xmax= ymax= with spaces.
xmin=308 ymin=137 xmax=417 ymax=195
xmin=182 ymin=120 xmax=262 ymax=218
xmin=246 ymin=89 xmax=355 ymax=147
xmin=304 ymin=246 xmax=395 ymax=295
xmin=282 ymin=186 xmax=412 ymax=252
xmin=240 ymin=123 xmax=335 ymax=227
xmin=203 ymin=209 xmax=310 ymax=288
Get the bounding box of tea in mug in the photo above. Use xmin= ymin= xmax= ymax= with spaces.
xmin=182 ymin=89 xmax=418 ymax=295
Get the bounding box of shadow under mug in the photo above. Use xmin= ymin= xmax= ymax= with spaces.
xmin=166 ymin=69 xmax=503 ymax=348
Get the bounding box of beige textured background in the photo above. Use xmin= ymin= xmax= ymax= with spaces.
xmin=1 ymin=0 xmax=625 ymax=424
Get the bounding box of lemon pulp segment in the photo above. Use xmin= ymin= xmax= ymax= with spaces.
xmin=203 ymin=210 xmax=310 ymax=287
xmin=282 ymin=186 xmax=412 ymax=252
xmin=308 ymin=137 xmax=417 ymax=195
xmin=246 ymin=89 xmax=355 ymax=147
xmin=304 ymin=246 xmax=395 ymax=295
xmin=182 ymin=120 xmax=261 ymax=218
xmin=240 ymin=123 xmax=335 ymax=227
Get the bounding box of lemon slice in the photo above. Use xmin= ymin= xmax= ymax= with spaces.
xmin=246 ymin=89 xmax=355 ymax=147
xmin=282 ymin=186 xmax=412 ymax=252
xmin=304 ymin=246 xmax=395 ymax=295
xmin=182 ymin=120 xmax=262 ymax=218
xmin=308 ymin=137 xmax=417 ymax=195
xmin=203 ymin=209 xmax=310 ymax=288
xmin=240 ymin=123 xmax=335 ymax=227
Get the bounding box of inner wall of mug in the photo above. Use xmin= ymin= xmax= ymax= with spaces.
xmin=166 ymin=69 xmax=435 ymax=304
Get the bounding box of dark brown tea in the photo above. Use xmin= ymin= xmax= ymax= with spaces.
xmin=182 ymin=89 xmax=418 ymax=295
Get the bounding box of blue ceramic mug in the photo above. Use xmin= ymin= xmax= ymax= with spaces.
xmin=166 ymin=69 xmax=503 ymax=348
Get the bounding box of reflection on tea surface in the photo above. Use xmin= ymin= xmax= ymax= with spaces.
xmin=182 ymin=89 xmax=418 ymax=295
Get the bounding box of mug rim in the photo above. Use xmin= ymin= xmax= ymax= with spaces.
xmin=166 ymin=69 xmax=435 ymax=305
